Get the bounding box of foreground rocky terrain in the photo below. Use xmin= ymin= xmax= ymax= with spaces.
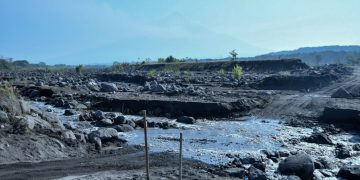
xmin=0 ymin=59 xmax=359 ymax=179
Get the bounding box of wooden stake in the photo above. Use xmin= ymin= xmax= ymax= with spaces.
xmin=179 ymin=132 xmax=183 ymax=180
xmin=143 ymin=110 xmax=150 ymax=180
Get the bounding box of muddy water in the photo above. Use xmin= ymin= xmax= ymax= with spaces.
xmin=29 ymin=101 xmax=360 ymax=171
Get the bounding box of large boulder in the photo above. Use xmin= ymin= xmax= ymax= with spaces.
xmin=337 ymin=165 xmax=360 ymax=180
xmin=353 ymin=144 xmax=360 ymax=151
xmin=0 ymin=110 xmax=9 ymax=124
xmin=335 ymin=144 xmax=351 ymax=159
xmin=176 ymin=116 xmax=196 ymax=124
xmin=62 ymin=130 xmax=76 ymax=140
xmin=40 ymin=112 xmax=66 ymax=131
xmin=113 ymin=124 xmax=134 ymax=132
xmin=95 ymin=118 xmax=113 ymax=127
xmin=91 ymin=110 xmax=105 ymax=121
xmin=19 ymin=100 xmax=31 ymax=114
xmin=87 ymin=80 xmax=100 ymax=92
xmin=79 ymin=112 xmax=92 ymax=121
xmin=113 ymin=115 xmax=127 ymax=125
xmin=303 ymin=132 xmax=333 ymax=145
xmin=100 ymin=82 xmax=118 ymax=92
xmin=13 ymin=115 xmax=54 ymax=133
xmin=88 ymin=128 xmax=119 ymax=143
xmin=248 ymin=166 xmax=267 ymax=180
xmin=278 ymin=152 xmax=314 ymax=180
xmin=13 ymin=117 xmax=35 ymax=133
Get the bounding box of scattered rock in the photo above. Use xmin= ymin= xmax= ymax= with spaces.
xmin=253 ymin=162 xmax=266 ymax=172
xmin=224 ymin=167 xmax=246 ymax=178
xmin=19 ymin=100 xmax=31 ymax=114
xmin=353 ymin=144 xmax=360 ymax=151
xmin=313 ymin=161 xmax=324 ymax=169
xmin=176 ymin=116 xmax=196 ymax=124
xmin=63 ymin=109 xmax=76 ymax=116
xmin=74 ymin=132 xmax=86 ymax=143
xmin=113 ymin=124 xmax=134 ymax=132
xmin=94 ymin=137 xmax=102 ymax=150
xmin=54 ymin=98 xmax=66 ymax=108
xmin=62 ymin=130 xmax=76 ymax=140
xmin=88 ymin=128 xmax=119 ymax=143
xmin=303 ymin=132 xmax=333 ymax=145
xmin=0 ymin=110 xmax=9 ymax=124
xmin=335 ymin=144 xmax=351 ymax=159
xmin=100 ymin=82 xmax=118 ymax=92
xmin=316 ymin=157 xmax=335 ymax=169
xmin=278 ymin=152 xmax=314 ymax=180
xmin=239 ymin=156 xmax=258 ymax=164
xmin=79 ymin=112 xmax=92 ymax=121
xmin=113 ymin=115 xmax=127 ymax=124
xmin=87 ymin=80 xmax=100 ymax=91
xmin=337 ymin=165 xmax=360 ymax=180
xmin=13 ymin=117 xmax=35 ymax=133
xmin=127 ymin=120 xmax=136 ymax=128
xmin=284 ymin=175 xmax=302 ymax=180
xmin=97 ymin=118 xmax=113 ymax=127
xmin=92 ymin=110 xmax=104 ymax=121
xmin=40 ymin=112 xmax=66 ymax=131
xmin=104 ymin=112 xmax=117 ymax=119
xmin=248 ymin=166 xmax=267 ymax=180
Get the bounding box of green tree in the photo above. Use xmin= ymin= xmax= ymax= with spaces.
xmin=229 ymin=50 xmax=238 ymax=61
xmin=165 ymin=56 xmax=177 ymax=63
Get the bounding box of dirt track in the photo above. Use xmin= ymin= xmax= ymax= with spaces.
xmin=0 ymin=149 xmax=224 ymax=180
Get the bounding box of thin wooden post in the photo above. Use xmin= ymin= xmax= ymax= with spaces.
xmin=143 ymin=110 xmax=150 ymax=180
xmin=179 ymin=132 xmax=183 ymax=180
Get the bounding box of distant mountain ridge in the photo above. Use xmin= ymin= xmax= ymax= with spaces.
xmin=250 ymin=45 xmax=360 ymax=65
xmin=265 ymin=45 xmax=360 ymax=56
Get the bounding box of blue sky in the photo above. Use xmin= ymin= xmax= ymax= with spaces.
xmin=0 ymin=0 xmax=359 ymax=65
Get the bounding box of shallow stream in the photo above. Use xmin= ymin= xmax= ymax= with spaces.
xmin=29 ymin=101 xmax=360 ymax=170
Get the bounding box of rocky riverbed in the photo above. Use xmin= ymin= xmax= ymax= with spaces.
xmin=0 ymin=61 xmax=360 ymax=179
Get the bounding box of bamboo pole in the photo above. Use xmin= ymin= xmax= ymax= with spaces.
xmin=143 ymin=110 xmax=150 ymax=180
xmin=179 ymin=132 xmax=183 ymax=180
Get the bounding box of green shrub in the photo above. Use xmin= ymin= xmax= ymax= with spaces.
xmin=75 ymin=64 xmax=83 ymax=74
xmin=219 ymin=69 xmax=225 ymax=76
xmin=112 ymin=63 xmax=124 ymax=72
xmin=147 ymin=69 xmax=157 ymax=78
xmin=232 ymin=64 xmax=243 ymax=79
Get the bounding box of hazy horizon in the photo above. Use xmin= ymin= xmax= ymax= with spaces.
xmin=1 ymin=0 xmax=360 ymax=65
